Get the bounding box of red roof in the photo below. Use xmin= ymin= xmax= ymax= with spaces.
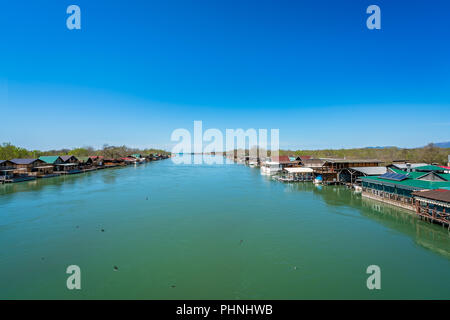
xmin=412 ymin=189 xmax=450 ymax=203
xmin=271 ymin=155 xmax=291 ymax=163
xmin=438 ymin=165 xmax=450 ymax=170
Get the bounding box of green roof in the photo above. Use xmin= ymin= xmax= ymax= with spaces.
xmin=131 ymin=154 xmax=142 ymax=158
xmin=389 ymin=167 xmax=450 ymax=180
xmin=414 ymin=165 xmax=445 ymax=172
xmin=388 ymin=167 xmax=424 ymax=179
xmin=362 ymin=173 xmax=450 ymax=190
xmin=39 ymin=156 xmax=60 ymax=164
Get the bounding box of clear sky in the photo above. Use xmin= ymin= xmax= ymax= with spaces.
xmin=1 ymin=0 xmax=449 ymax=151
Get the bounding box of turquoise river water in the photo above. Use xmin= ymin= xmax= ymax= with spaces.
xmin=1 ymin=156 xmax=449 ymax=299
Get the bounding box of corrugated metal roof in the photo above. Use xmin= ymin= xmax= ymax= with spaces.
xmin=349 ymin=166 xmax=387 ymax=175
xmin=303 ymin=159 xmax=326 ymax=168
xmin=414 ymin=165 xmax=445 ymax=171
xmin=323 ymin=158 xmax=383 ymax=163
xmin=271 ymin=155 xmax=291 ymax=163
xmin=388 ymin=168 xmax=449 ymax=181
xmin=412 ymin=189 xmax=450 ymax=203
xmin=39 ymin=156 xmax=61 ymax=164
xmin=60 ymin=155 xmax=77 ymax=162
xmin=10 ymin=158 xmax=40 ymax=165
xmin=389 ymin=167 xmax=421 ymax=178
xmin=361 ymin=174 xmax=450 ymax=190
xmin=391 ymin=163 xmax=428 ymax=169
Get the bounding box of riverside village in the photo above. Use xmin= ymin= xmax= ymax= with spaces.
xmin=1 ymin=138 xmax=450 ymax=229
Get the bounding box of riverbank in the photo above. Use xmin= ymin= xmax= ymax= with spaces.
xmin=0 ymin=154 xmax=171 ymax=185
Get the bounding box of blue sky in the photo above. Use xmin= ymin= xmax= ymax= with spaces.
xmin=1 ymin=0 xmax=449 ymax=150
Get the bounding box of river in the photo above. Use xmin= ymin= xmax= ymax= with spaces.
xmin=0 ymin=156 xmax=449 ymax=299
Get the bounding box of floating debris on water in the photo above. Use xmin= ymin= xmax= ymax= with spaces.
xmin=113 ymin=266 xmax=118 ymax=271
xmin=170 ymin=285 xmax=176 ymax=288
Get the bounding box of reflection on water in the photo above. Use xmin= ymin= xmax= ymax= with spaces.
xmin=359 ymin=197 xmax=450 ymax=259
xmin=0 ymin=167 xmax=124 ymax=202
xmin=287 ymin=181 xmax=450 ymax=259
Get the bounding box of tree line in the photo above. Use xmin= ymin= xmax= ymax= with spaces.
xmin=0 ymin=143 xmax=170 ymax=160
xmin=2 ymin=142 xmax=449 ymax=165
xmin=282 ymin=143 xmax=450 ymax=165
xmin=228 ymin=143 xmax=450 ymax=165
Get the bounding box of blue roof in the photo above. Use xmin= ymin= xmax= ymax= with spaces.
xmin=10 ymin=158 xmax=39 ymax=165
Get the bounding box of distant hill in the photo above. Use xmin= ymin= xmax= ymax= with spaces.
xmin=365 ymin=146 xmax=396 ymax=149
xmin=434 ymin=142 xmax=450 ymax=148
xmin=365 ymin=142 xmax=450 ymax=149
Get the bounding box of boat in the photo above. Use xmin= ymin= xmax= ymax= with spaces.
xmin=260 ymin=161 xmax=281 ymax=175
xmin=273 ymin=176 xmax=296 ymax=182
xmin=249 ymin=161 xmax=258 ymax=168
xmin=313 ymin=175 xmax=323 ymax=184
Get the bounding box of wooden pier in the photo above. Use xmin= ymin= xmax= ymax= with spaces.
xmin=413 ymin=190 xmax=450 ymax=229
